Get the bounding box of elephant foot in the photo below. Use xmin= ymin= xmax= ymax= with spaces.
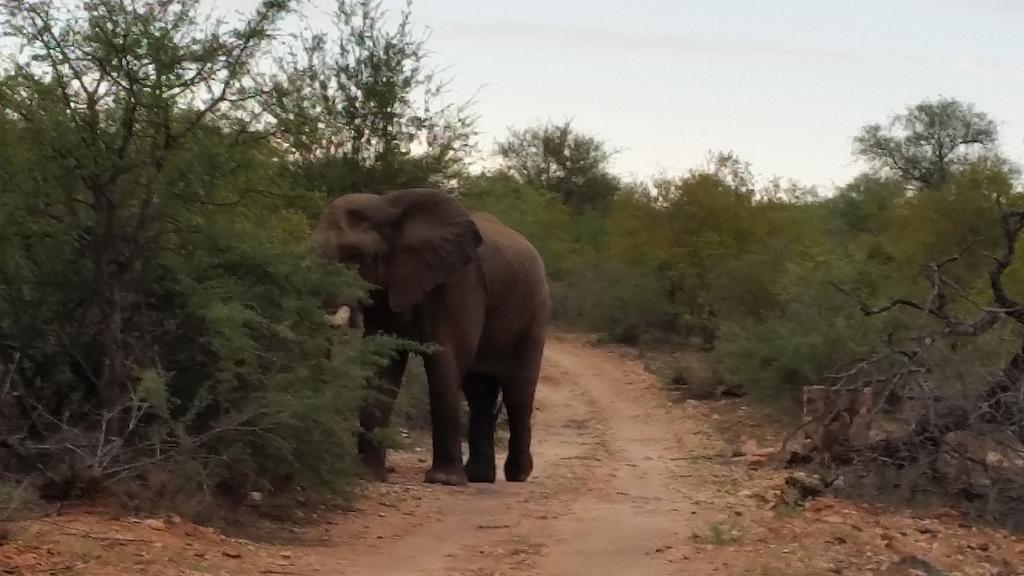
xmin=504 ymin=452 xmax=533 ymax=482
xmin=424 ymin=464 xmax=468 ymax=486
xmin=464 ymin=458 xmax=496 ymax=483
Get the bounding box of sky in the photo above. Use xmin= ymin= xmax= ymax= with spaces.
xmin=226 ymin=0 xmax=1024 ymax=190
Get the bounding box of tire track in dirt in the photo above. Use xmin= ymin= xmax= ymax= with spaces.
xmin=321 ymin=334 xmax=724 ymax=576
xmin=319 ymin=335 xmax=602 ymax=575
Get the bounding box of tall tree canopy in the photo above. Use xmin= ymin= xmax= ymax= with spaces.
xmin=0 ymin=0 xmax=404 ymax=500
xmin=496 ymin=121 xmax=620 ymax=213
xmin=854 ymin=97 xmax=999 ymax=189
xmin=267 ymin=0 xmax=475 ymax=195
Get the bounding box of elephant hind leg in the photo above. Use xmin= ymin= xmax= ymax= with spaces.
xmin=463 ymin=373 xmax=500 ymax=483
xmin=503 ymin=329 xmax=545 ymax=482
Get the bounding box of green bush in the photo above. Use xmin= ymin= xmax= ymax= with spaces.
xmin=711 ymin=246 xmax=895 ymax=404
xmin=551 ymin=259 xmax=678 ymax=345
xmin=0 ymin=0 xmax=444 ymax=508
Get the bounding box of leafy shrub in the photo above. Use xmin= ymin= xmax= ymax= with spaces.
xmin=0 ymin=0 xmax=440 ymax=510
xmin=551 ymin=259 xmax=678 ymax=344
xmin=713 ymin=256 xmax=890 ymax=404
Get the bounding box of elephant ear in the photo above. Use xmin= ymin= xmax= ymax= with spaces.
xmin=383 ymin=189 xmax=483 ymax=312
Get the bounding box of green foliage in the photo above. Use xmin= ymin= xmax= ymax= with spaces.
xmin=0 ymin=0 xmax=1020 ymax=521
xmin=854 ymin=97 xmax=999 ymax=189
xmin=469 ymin=99 xmax=1021 ymax=409
xmin=0 ymin=0 xmax=449 ymax=508
xmin=495 ymin=120 xmax=620 ymax=214
xmin=714 ymin=260 xmax=890 ymax=403
xmin=827 ymin=174 xmax=906 ymax=235
xmin=268 ymin=0 xmax=474 ymax=199
xmin=552 ymin=259 xmax=678 ymax=344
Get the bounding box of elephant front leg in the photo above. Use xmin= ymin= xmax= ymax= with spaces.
xmin=423 ymin=352 xmax=468 ymax=486
xmin=358 ymin=351 xmax=409 ymax=481
xmin=464 ymin=375 xmax=500 ymax=483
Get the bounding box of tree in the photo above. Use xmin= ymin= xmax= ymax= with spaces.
xmin=854 ymin=97 xmax=998 ymax=190
xmin=0 ymin=0 xmax=292 ymax=415
xmin=0 ymin=0 xmax=391 ymax=500
xmin=496 ymin=121 xmax=620 ymax=213
xmin=828 ymin=174 xmax=906 ymax=234
xmin=267 ymin=0 xmax=475 ymax=196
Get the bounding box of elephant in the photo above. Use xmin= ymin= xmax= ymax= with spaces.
xmin=313 ymin=188 xmax=549 ymax=486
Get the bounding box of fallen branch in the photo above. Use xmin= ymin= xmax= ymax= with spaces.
xmin=37 ymin=519 xmax=154 ymax=543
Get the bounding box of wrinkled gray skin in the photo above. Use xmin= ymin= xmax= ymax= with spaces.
xmin=314 ymin=189 xmax=549 ymax=485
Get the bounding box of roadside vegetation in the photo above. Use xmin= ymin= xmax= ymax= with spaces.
xmin=1 ymin=0 xmax=1022 ymax=529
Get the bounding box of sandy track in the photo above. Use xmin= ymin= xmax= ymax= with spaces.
xmin=6 ymin=334 xmax=1022 ymax=576
xmin=321 ymin=334 xmax=722 ymax=576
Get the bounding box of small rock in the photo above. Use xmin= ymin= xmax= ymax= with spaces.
xmin=781 ymin=472 xmax=826 ymax=506
xmin=247 ymin=491 xmax=264 ymax=504
xmin=142 ymin=519 xmax=167 ymax=531
xmin=884 ymin=556 xmax=945 ymax=576
xmin=222 ymin=550 xmax=242 ymax=559
xmin=745 ymin=455 xmax=769 ymax=469
xmin=740 ymin=438 xmax=776 ymax=457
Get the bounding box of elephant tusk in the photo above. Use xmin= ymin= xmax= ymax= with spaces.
xmin=326 ymin=305 xmax=352 ymax=329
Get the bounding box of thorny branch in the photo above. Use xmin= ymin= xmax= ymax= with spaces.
xmin=833 ymin=211 xmax=1024 ymax=340
xmin=814 ymin=206 xmax=1024 ymax=466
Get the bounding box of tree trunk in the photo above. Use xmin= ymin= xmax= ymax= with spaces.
xmin=93 ymin=185 xmax=129 ymax=422
xmin=98 ymin=276 xmax=126 ymax=413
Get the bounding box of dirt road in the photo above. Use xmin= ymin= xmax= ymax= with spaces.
xmin=5 ymin=334 xmax=1022 ymax=575
xmin=326 ymin=333 xmax=719 ymax=576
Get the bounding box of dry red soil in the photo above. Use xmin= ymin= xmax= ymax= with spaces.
xmin=3 ymin=334 xmax=1023 ymax=575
